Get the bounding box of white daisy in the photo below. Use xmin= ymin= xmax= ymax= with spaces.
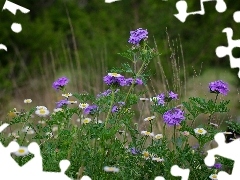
xmin=79 ymin=103 xmax=89 ymax=109
xmin=53 ymin=108 xmax=63 ymax=112
xmin=194 ymin=128 xmax=207 ymax=135
xmin=35 ymin=108 xmax=50 ymax=117
xmin=154 ymin=134 xmax=163 ymax=139
xmin=141 ymin=131 xmax=154 ymax=137
xmin=209 ymin=174 xmax=218 ymax=180
xmin=108 ymin=73 xmax=122 ymax=77
xmin=152 ymin=157 xmax=164 ymax=162
xmin=36 ymin=106 xmax=47 ymax=110
xmin=13 ymin=146 xmax=29 ymax=156
xmin=82 ymin=118 xmax=91 ymax=124
xmin=62 ymin=93 xmax=72 ymax=98
xmin=24 ymin=99 xmax=32 ymax=103
xmin=142 ymin=150 xmax=151 ymax=160
xmin=103 ymin=166 xmax=119 ymax=173
xmin=144 ymin=116 xmax=155 ymax=121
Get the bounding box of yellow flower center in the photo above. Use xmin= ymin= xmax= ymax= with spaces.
xmin=18 ymin=149 xmax=25 ymax=154
xmin=145 ymin=132 xmax=150 ymax=135
xmin=111 ymin=73 xmax=118 ymax=77
xmin=143 ymin=152 xmax=149 ymax=157
xmin=40 ymin=109 xmax=45 ymax=114
xmin=198 ymin=129 xmax=203 ymax=133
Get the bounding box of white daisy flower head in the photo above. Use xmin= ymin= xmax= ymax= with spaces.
xmin=194 ymin=128 xmax=207 ymax=135
xmin=36 ymin=106 xmax=47 ymax=110
xmin=68 ymin=101 xmax=77 ymax=104
xmin=108 ymin=73 xmax=122 ymax=77
xmin=140 ymin=98 xmax=149 ymax=101
xmin=181 ymin=131 xmax=190 ymax=136
xmin=209 ymin=174 xmax=218 ymax=180
xmin=142 ymin=150 xmax=151 ymax=160
xmin=13 ymin=146 xmax=29 ymax=156
xmin=79 ymin=103 xmax=89 ymax=109
xmin=24 ymin=99 xmax=32 ymax=103
xmin=103 ymin=166 xmax=119 ymax=173
xmin=53 ymin=108 xmax=63 ymax=112
xmin=62 ymin=93 xmax=72 ymax=98
xmin=152 ymin=157 xmax=164 ymax=162
xmin=82 ymin=118 xmax=91 ymax=124
xmin=35 ymin=108 xmax=50 ymax=117
xmin=154 ymin=134 xmax=163 ymax=140
xmin=144 ymin=116 xmax=155 ymax=122
xmin=141 ymin=131 xmax=154 ymax=137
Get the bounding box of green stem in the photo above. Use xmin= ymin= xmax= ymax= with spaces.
xmin=105 ymin=90 xmax=115 ymax=128
xmin=173 ymin=125 xmax=176 ymax=148
xmin=208 ymin=93 xmax=219 ymax=124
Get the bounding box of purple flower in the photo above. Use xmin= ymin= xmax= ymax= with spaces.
xmin=209 ymin=80 xmax=229 ymax=96
xmin=103 ymin=73 xmax=126 ymax=87
xmin=135 ymin=78 xmax=143 ymax=85
xmin=125 ymin=78 xmax=143 ymax=86
xmin=169 ymin=91 xmax=178 ymax=100
xmin=84 ymin=105 xmax=98 ymax=115
xmin=129 ymin=147 xmax=140 ymax=155
xmin=157 ymin=93 xmax=165 ymax=105
xmin=56 ymin=99 xmax=69 ymax=108
xmin=97 ymin=89 xmax=112 ymax=98
xmin=213 ymin=163 xmax=222 ymax=169
xmin=128 ymin=28 xmax=148 ymax=46
xmin=112 ymin=105 xmax=119 ymax=113
xmin=52 ymin=77 xmax=69 ymax=90
xmin=163 ymin=108 xmax=185 ymax=126
xmin=125 ymin=78 xmax=133 ymax=86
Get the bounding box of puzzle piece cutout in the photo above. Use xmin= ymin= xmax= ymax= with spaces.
xmin=233 ymin=11 xmax=240 ymax=23
xmin=0 ymin=123 xmax=92 ymax=180
xmin=154 ymin=165 xmax=190 ymax=180
xmin=174 ymin=0 xmax=227 ymax=22
xmin=215 ymin=25 xmax=240 ymax=78
xmin=204 ymin=132 xmax=240 ymax=179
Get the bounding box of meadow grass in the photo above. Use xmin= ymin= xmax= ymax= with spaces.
xmin=1 ymin=28 xmax=240 ymax=180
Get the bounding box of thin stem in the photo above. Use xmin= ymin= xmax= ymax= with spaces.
xmin=208 ymin=93 xmax=219 ymax=124
xmin=105 ymin=90 xmax=115 ymax=128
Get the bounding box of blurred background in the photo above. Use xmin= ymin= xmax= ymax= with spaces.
xmin=0 ymin=0 xmax=239 ymax=122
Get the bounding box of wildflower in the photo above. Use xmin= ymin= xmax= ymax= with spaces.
xmin=168 ymin=91 xmax=178 ymax=100
xmin=181 ymin=131 xmax=190 ymax=136
xmin=36 ymin=106 xmax=47 ymax=110
xmin=103 ymin=73 xmax=126 ymax=86
xmin=82 ymin=118 xmax=91 ymax=124
xmin=112 ymin=105 xmax=119 ymax=113
xmin=56 ymin=99 xmax=69 ymax=108
xmin=84 ymin=105 xmax=98 ymax=115
xmin=129 ymin=147 xmax=140 ymax=155
xmin=209 ymin=174 xmax=218 ymax=180
xmin=128 ymin=28 xmax=148 ymax=46
xmin=194 ymin=128 xmax=207 ymax=135
xmin=125 ymin=78 xmax=143 ymax=86
xmin=35 ymin=108 xmax=50 ymax=117
xmin=209 ymin=80 xmax=229 ymax=96
xmin=152 ymin=157 xmax=164 ymax=162
xmin=157 ymin=93 xmax=165 ymax=105
xmin=52 ymin=76 xmax=69 ymax=90
xmin=97 ymin=89 xmax=112 ymax=98
xmin=22 ymin=126 xmax=35 ymax=135
xmin=53 ymin=108 xmax=63 ymax=112
xmin=141 ymin=131 xmax=154 ymax=137
xmin=154 ymin=134 xmax=163 ymax=139
xmin=213 ymin=163 xmax=222 ymax=169
xmin=62 ymin=93 xmax=72 ymax=98
xmin=142 ymin=150 xmax=151 ymax=160
xmin=163 ymin=108 xmax=185 ymax=126
xmin=13 ymin=146 xmax=29 ymax=156
xmin=68 ymin=100 xmax=77 ymax=104
xmin=140 ymin=98 xmax=149 ymax=101
xmin=79 ymin=103 xmax=89 ymax=109
xmin=144 ymin=116 xmax=155 ymax=122
xmin=103 ymin=166 xmax=119 ymax=173
xmin=24 ymin=99 xmax=32 ymax=103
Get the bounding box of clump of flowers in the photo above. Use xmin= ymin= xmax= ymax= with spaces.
xmin=103 ymin=73 xmax=126 ymax=86
xmin=128 ymin=28 xmax=148 ymax=46
xmin=163 ymin=108 xmax=185 ymax=126
xmin=209 ymin=80 xmax=229 ymax=96
xmin=52 ymin=76 xmax=69 ymax=90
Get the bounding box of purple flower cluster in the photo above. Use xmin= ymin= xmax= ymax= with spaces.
xmin=129 ymin=147 xmax=140 ymax=155
xmin=128 ymin=28 xmax=148 ymax=46
xmin=213 ymin=163 xmax=222 ymax=169
xmin=103 ymin=73 xmax=143 ymax=87
xmin=84 ymin=104 xmax=98 ymax=115
xmin=112 ymin=102 xmax=125 ymax=113
xmin=163 ymin=108 xmax=185 ymax=126
xmin=97 ymin=89 xmax=112 ymax=98
xmin=209 ymin=80 xmax=229 ymax=96
xmin=56 ymin=99 xmax=69 ymax=108
xmin=52 ymin=77 xmax=69 ymax=90
xmin=155 ymin=91 xmax=178 ymax=105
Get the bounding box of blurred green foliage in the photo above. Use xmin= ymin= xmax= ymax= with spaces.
xmin=0 ymin=0 xmax=239 ymax=102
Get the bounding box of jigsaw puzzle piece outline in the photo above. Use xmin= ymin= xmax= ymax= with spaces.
xmin=174 ymin=0 xmax=227 ymax=22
